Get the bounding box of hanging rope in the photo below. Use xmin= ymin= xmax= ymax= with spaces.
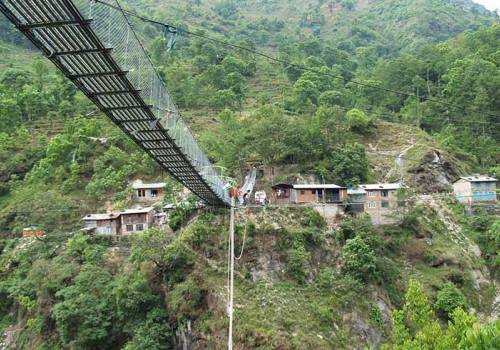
xmin=235 ymin=220 xmax=247 ymax=260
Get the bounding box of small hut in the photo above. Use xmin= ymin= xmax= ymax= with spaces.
xmin=271 ymin=183 xmax=293 ymax=204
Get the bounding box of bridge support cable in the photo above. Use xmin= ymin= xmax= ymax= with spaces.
xmin=0 ymin=0 xmax=230 ymax=206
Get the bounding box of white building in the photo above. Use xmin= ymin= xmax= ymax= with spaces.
xmin=453 ymin=175 xmax=497 ymax=205
xmin=132 ymin=182 xmax=167 ymax=202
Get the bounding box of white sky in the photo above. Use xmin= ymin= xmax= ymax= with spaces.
xmin=472 ymin=0 xmax=500 ymax=12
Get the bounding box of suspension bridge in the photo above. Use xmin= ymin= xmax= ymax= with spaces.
xmin=0 ymin=0 xmax=231 ymax=206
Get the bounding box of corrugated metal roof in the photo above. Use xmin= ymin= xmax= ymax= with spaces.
xmin=271 ymin=183 xmax=293 ymax=189
xmin=82 ymin=213 xmax=121 ymax=221
xmin=348 ymin=188 xmax=367 ymax=195
xmin=132 ymin=182 xmax=167 ymax=189
xmin=293 ymin=184 xmax=345 ymax=189
xmin=459 ymin=176 xmax=497 ymax=183
xmin=359 ymin=183 xmax=402 ymax=190
xmin=121 ymin=207 xmax=155 ymax=215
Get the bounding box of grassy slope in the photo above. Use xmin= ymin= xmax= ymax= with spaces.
xmin=358 ymin=120 xmax=471 ymax=185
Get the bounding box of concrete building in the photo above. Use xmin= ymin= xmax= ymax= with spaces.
xmin=453 ymin=175 xmax=497 ymax=205
xmin=359 ymin=183 xmax=402 ymax=225
xmin=347 ymin=187 xmax=367 ymax=214
xmin=291 ymin=184 xmax=348 ymax=204
xmin=132 ymin=182 xmax=166 ymax=203
xmin=120 ymin=207 xmax=155 ymax=235
xmin=82 ymin=213 xmax=121 ymax=235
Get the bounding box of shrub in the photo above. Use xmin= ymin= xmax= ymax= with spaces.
xmin=338 ymin=215 xmax=373 ymax=243
xmin=65 ymin=233 xmax=108 ymax=264
xmin=370 ymin=304 xmax=383 ymax=326
xmin=168 ymin=278 xmax=204 ymax=321
xmin=315 ymin=267 xmax=337 ymax=290
xmin=434 ymin=283 xmax=468 ymax=319
xmin=300 ymin=208 xmax=326 ymax=229
xmin=300 ymin=227 xmax=323 ymax=246
xmin=346 ymin=108 xmax=372 ymax=133
xmin=287 ymin=243 xmax=310 ymax=284
xmin=341 ymin=236 xmax=376 ymax=282
xmin=123 ymin=308 xmax=172 ymax=350
xmin=168 ymin=198 xmax=196 ymax=231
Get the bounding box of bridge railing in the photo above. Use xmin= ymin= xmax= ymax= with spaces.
xmin=74 ymin=0 xmax=230 ymax=204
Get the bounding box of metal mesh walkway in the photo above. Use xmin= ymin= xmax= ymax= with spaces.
xmin=0 ymin=0 xmax=230 ymax=206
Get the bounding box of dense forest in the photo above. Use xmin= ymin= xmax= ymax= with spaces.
xmin=0 ymin=0 xmax=498 ymax=349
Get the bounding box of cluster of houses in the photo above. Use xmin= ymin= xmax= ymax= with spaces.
xmin=269 ymin=174 xmax=497 ymax=225
xmin=271 ymin=182 xmax=403 ymax=225
xmin=82 ymin=181 xmax=170 ymax=236
xmin=80 ymin=175 xmax=497 ymax=236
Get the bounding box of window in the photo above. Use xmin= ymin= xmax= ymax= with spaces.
xmin=150 ymin=189 xmax=158 ymax=197
xmin=300 ymin=190 xmax=305 ymax=195
xmin=126 ymin=224 xmax=133 ymax=232
xmin=137 ymin=189 xmax=146 ymax=197
xmin=136 ymin=224 xmax=144 ymax=231
xmin=381 ymin=201 xmax=390 ymax=208
xmin=368 ymin=191 xmax=376 ymax=197
xmin=381 ymin=190 xmax=389 ymax=197
xmin=368 ymin=201 xmax=376 ymax=208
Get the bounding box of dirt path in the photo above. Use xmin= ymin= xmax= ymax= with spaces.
xmin=386 ymin=141 xmax=417 ymax=181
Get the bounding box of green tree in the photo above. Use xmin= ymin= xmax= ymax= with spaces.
xmin=123 ymin=308 xmax=172 ymax=350
xmin=293 ymin=76 xmax=319 ymax=111
xmin=168 ymin=278 xmax=204 ymax=321
xmin=435 ymin=283 xmax=468 ymax=319
xmin=53 ymin=265 xmax=116 ymax=349
xmin=316 ymin=143 xmax=369 ymax=185
xmin=383 ymin=281 xmax=498 ymax=350
xmin=346 ymin=108 xmax=372 ymax=133
xmin=130 ymin=228 xmax=194 ymax=285
xmin=341 ymin=236 xmax=376 ymax=281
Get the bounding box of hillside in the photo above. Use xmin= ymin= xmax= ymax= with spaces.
xmin=0 ymin=202 xmax=498 ymax=349
xmin=0 ymin=0 xmax=499 ymax=349
xmin=119 ymin=0 xmax=497 ymax=55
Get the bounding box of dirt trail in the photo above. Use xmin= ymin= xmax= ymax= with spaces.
xmin=386 ymin=141 xmax=417 ymax=181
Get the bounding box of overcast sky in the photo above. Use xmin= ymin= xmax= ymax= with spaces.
xmin=472 ymin=0 xmax=500 ymax=12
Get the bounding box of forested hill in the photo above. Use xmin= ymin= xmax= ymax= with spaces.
xmin=3 ymin=0 xmax=497 ymax=54
xmin=116 ymin=0 xmax=498 ymax=55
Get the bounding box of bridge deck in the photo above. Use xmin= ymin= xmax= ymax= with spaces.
xmin=0 ymin=0 xmax=230 ymax=206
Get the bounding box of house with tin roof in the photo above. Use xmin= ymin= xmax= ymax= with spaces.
xmin=82 ymin=212 xmax=122 ymax=235
xmin=120 ymin=207 xmax=155 ymax=235
xmin=291 ymin=184 xmax=348 ymax=204
xmin=132 ymin=181 xmax=167 ymax=203
xmin=453 ymin=175 xmax=497 ymax=205
xmin=359 ymin=183 xmax=402 ymax=225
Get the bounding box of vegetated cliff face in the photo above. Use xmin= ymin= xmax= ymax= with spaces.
xmin=0 ymin=188 xmax=497 ymax=349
